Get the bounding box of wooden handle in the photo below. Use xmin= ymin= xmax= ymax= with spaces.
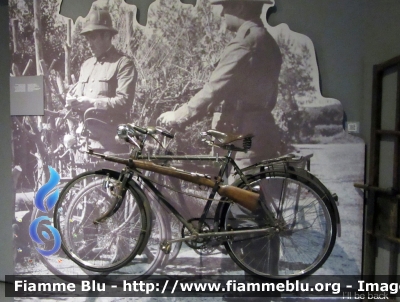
xmin=217 ymin=185 xmax=260 ymax=211
xmin=128 ymin=159 xmax=261 ymax=210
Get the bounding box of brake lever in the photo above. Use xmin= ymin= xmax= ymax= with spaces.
xmin=155 ymin=127 xmax=174 ymax=139
xmin=149 ymin=133 xmax=164 ymax=149
xmin=126 ymin=134 xmax=142 ymax=149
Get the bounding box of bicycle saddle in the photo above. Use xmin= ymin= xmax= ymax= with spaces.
xmin=205 ymin=130 xmax=253 ymax=151
xmin=206 ymin=130 xmax=253 ymax=144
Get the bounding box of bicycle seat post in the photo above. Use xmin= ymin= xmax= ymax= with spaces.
xmin=220 ymin=149 xmax=233 ymax=178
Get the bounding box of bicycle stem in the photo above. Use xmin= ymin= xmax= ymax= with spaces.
xmin=88 ymin=150 xmax=260 ymax=211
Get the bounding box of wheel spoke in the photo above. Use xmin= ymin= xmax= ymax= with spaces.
xmin=222 ymin=173 xmax=336 ymax=278
xmin=54 ymin=171 xmax=147 ymax=273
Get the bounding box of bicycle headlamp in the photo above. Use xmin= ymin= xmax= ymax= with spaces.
xmin=117 ymin=124 xmax=129 ymax=141
xmin=116 ymin=124 xmax=143 ymax=143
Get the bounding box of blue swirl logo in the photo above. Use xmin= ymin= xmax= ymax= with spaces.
xmin=29 ymin=166 xmax=61 ymax=256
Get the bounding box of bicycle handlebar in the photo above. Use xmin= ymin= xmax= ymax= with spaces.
xmin=119 ymin=124 xmax=174 ymax=138
xmin=156 ymin=127 xmax=174 ymax=139
xmin=116 ymin=123 xmax=175 ymax=145
xmin=130 ymin=124 xmax=148 ymax=134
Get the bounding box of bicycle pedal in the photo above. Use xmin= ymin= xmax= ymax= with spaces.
xmin=160 ymin=241 xmax=171 ymax=254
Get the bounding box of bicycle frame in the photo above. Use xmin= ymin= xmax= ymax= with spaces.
xmin=85 ymin=123 xmax=340 ymax=256
xmin=86 ymin=148 xmax=279 ymax=253
xmin=88 ymin=150 xmax=261 ymax=209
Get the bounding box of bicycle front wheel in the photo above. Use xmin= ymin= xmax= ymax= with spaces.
xmin=54 ymin=170 xmax=148 ymax=272
xmin=30 ymin=184 xmax=92 ymax=279
xmin=221 ymin=171 xmax=336 ymax=279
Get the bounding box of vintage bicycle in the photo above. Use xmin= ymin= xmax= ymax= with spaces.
xmin=53 ymin=123 xmax=340 ymax=280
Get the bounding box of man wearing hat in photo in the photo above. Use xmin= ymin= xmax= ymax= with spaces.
xmin=158 ymin=0 xmax=284 ymax=164
xmin=67 ymin=7 xmax=137 ymax=152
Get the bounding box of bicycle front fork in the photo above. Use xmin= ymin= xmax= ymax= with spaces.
xmin=93 ymin=168 xmax=132 ymax=223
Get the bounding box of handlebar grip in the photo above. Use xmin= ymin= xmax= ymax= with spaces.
xmin=158 ymin=129 xmax=174 ymax=139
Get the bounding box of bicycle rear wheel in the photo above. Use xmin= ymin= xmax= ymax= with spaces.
xmin=221 ymin=171 xmax=336 ymax=279
xmin=54 ymin=170 xmax=148 ymax=272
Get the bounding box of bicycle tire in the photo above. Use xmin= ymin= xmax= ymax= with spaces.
xmin=54 ymin=170 xmax=149 ymax=272
xmin=98 ymin=198 xmax=168 ymax=281
xmin=220 ymin=169 xmax=336 ymax=279
xmin=163 ymin=209 xmax=182 ymax=262
xmin=30 ymin=185 xmax=90 ymax=279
